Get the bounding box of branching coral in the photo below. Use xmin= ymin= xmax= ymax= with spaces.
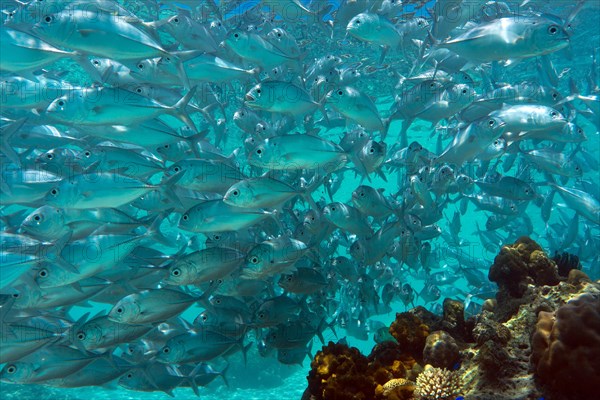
xmin=414 ymin=365 xmax=462 ymax=400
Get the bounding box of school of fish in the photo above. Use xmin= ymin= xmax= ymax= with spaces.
xmin=1 ymin=0 xmax=599 ymax=397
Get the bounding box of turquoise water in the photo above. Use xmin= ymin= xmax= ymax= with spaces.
xmin=1 ymin=0 xmax=599 ymax=399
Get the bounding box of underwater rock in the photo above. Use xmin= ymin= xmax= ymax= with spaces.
xmin=422 ymin=331 xmax=460 ymax=370
xmin=475 ymin=340 xmax=515 ymax=383
xmin=472 ymin=311 xmax=511 ymax=346
xmin=489 ymin=236 xmax=560 ymax=299
xmin=389 ymin=312 xmax=430 ymax=361
xmin=531 ymin=293 xmax=600 ymax=398
xmin=306 ymin=341 xmax=376 ymax=400
xmin=441 ymin=298 xmax=467 ymax=340
xmin=413 ymin=365 xmax=462 ymax=400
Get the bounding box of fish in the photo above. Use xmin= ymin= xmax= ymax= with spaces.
xmin=1 ymin=1 xmax=599 ymax=398
xmin=436 ymin=16 xmax=570 ymax=63
xmin=108 ymin=289 xmax=201 ymax=325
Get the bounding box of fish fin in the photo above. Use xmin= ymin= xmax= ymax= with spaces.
xmin=169 ymin=86 xmax=198 ymax=133
xmin=219 ymin=363 xmax=230 ymax=387
xmin=0 ymin=118 xmax=26 ymax=167
xmin=398 ymin=118 xmax=413 ymax=148
xmin=77 ymin=29 xmax=100 ymax=37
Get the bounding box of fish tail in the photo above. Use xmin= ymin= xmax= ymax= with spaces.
xmin=170 ymin=86 xmax=198 ymax=133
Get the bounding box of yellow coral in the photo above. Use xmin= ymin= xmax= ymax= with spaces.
xmin=382 ymin=378 xmax=415 ymax=396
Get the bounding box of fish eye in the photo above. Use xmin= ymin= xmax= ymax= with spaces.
xmin=92 ymin=60 xmax=100 ymax=66
xmin=255 ymin=148 xmax=262 ymax=155
xmin=57 ymin=100 xmax=64 ymax=106
xmin=201 ymin=315 xmax=208 ymax=321
xmin=33 ymin=214 xmax=41 ymax=221
xmin=46 ymin=153 xmax=53 ymax=159
xmin=331 ymin=206 xmax=336 ymax=211
xmin=578 ymin=128 xmax=583 ymax=134
xmin=12 ymin=292 xmax=19 ymax=298
xmin=126 ymin=373 xmax=133 ymax=378
xmin=355 ymin=19 xmax=361 ymax=24
xmin=286 ymin=276 xmax=292 ymax=282
xmin=462 ymin=89 xmax=467 ymax=94
xmin=232 ymin=190 xmax=239 ymax=196
xmin=116 ymin=307 xmax=123 ymax=314
xmin=234 ymin=33 xmax=239 ymax=38
xmin=369 ymin=147 xmax=374 ymax=153
xmin=258 ymin=313 xmax=265 ymax=319
xmin=173 ymin=17 xmax=179 ymax=23
xmin=173 ymin=166 xmax=180 ymax=172
xmin=550 ymin=111 xmax=558 ymax=117
xmin=214 ymin=234 xmax=221 ymax=240
xmin=38 ymin=268 xmax=48 ymax=278
xmin=136 ymin=87 xmax=143 ymax=93
xmin=171 ymin=268 xmax=181 ymax=276
xmin=182 ymin=214 xmax=189 ymax=221
xmin=137 ymin=63 xmax=144 ymax=69
xmin=256 ymin=88 xmax=261 ymax=94
xmin=488 ymin=119 xmax=495 ymax=126
xmin=277 ymin=32 xmax=282 ymax=37
xmin=6 ymin=365 xmax=16 ymax=374
xmin=84 ymin=151 xmax=90 ymax=157
xmin=548 ymin=25 xmax=559 ymax=35
xmin=164 ymin=144 xmax=170 ymax=149
xmin=77 ymin=332 xmax=85 ymax=340
xmin=163 ymin=347 xmax=170 ymax=353
xmin=552 ymin=92 xmax=559 ymax=99
xmin=250 ymin=256 xmax=259 ymax=264
xmin=337 ymin=90 xmax=343 ymax=95
xmin=50 ymin=187 xmax=59 ymax=195
xmin=44 ymin=15 xmax=53 ymax=23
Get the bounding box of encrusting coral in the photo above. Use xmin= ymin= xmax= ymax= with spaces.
xmin=413 ymin=365 xmax=462 ymax=400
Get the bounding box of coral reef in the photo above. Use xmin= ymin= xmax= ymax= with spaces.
xmin=379 ymin=378 xmax=416 ymax=400
xmin=305 ymin=237 xmax=599 ymax=400
xmin=489 ymin=236 xmax=560 ymax=299
xmin=531 ymin=293 xmax=600 ymax=398
xmin=306 ymin=342 xmax=376 ymax=400
xmin=422 ymin=331 xmax=460 ymax=369
xmin=413 ymin=365 xmax=462 ymax=400
xmin=389 ymin=312 xmax=430 ymax=361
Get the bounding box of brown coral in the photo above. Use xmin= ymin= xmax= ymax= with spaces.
xmin=307 ymin=341 xmax=377 ymax=400
xmin=422 ymin=331 xmax=460 ymax=369
xmin=488 ymin=236 xmax=560 ymax=298
xmin=531 ymin=293 xmax=600 ymax=398
xmin=414 ymin=365 xmax=462 ymax=400
xmin=389 ymin=312 xmax=430 ymax=361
